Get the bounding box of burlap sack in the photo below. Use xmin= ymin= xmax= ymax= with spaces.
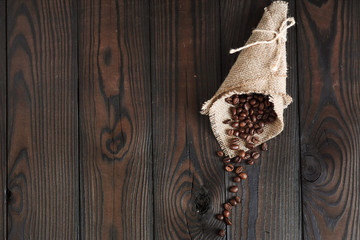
xmin=201 ymin=1 xmax=295 ymax=157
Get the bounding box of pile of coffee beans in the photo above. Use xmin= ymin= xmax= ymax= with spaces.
xmin=223 ymin=93 xmax=277 ymax=150
xmin=215 ymin=93 xmax=275 ymax=237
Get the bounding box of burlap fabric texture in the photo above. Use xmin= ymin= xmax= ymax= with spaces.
xmin=201 ymin=1 xmax=295 ymax=158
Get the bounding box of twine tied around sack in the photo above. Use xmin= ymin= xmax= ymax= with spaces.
xmin=229 ymin=17 xmax=295 ymax=72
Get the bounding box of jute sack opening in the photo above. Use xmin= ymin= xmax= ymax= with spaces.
xmin=201 ymin=1 xmax=295 ymax=158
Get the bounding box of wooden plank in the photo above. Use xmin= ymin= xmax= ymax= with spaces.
xmin=220 ymin=1 xmax=302 ymax=239
xmin=6 ymin=0 xmax=79 ymax=238
xmin=0 ymin=0 xmax=6 ymax=238
xmin=297 ymin=0 xmax=360 ymax=239
xmin=151 ymin=0 xmax=225 ymax=239
xmin=78 ymin=0 xmax=153 ymax=239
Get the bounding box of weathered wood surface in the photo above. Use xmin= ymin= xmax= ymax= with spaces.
xmin=78 ymin=0 xmax=153 ymax=239
xmin=7 ymin=0 xmax=79 ymax=238
xmin=297 ymin=0 xmax=360 ymax=239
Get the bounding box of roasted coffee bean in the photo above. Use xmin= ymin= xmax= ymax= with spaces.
xmin=268 ymin=116 xmax=276 ymax=122
xmin=258 ymin=95 xmax=264 ymax=102
xmin=236 ymin=107 xmax=242 ymax=115
xmin=231 ymin=122 xmax=239 ymax=128
xmin=230 ymin=138 xmax=240 ymax=144
xmin=239 ymin=121 xmax=246 ymax=127
xmin=223 ymin=119 xmax=231 ymax=124
xmin=257 ymin=114 xmax=263 ymax=120
xmin=253 ymin=123 xmax=260 ymax=129
xmin=217 ymin=151 xmax=224 ymax=157
xmin=233 ymin=176 xmax=241 ymax=183
xmin=233 ymin=97 xmax=240 ymax=105
xmin=259 ymin=121 xmax=265 ymax=128
xmin=247 ymin=159 xmax=254 ymax=165
xmin=226 ymin=129 xmax=234 ymax=136
xmin=229 ymin=186 xmax=239 ymax=193
xmin=249 ymin=109 xmax=254 ymax=115
xmin=225 ymin=164 xmax=234 ymax=172
xmin=262 ymin=113 xmax=269 ymax=120
xmin=223 ymin=210 xmax=230 ymax=218
xmin=247 ymin=122 xmax=253 ymax=128
xmin=239 ymin=127 xmax=245 ymax=133
xmin=252 ymin=136 xmax=260 ymax=144
xmin=239 ymin=172 xmax=248 ymax=180
xmin=229 ymin=199 xmax=237 ymax=206
xmin=230 ymin=144 xmax=239 ymax=150
xmin=224 ymin=203 xmax=232 ymax=211
xmin=258 ymin=110 xmax=264 ymax=114
xmin=245 ymin=127 xmax=250 ymax=134
xmin=240 ymin=112 xmax=247 ymax=118
xmin=230 ymin=107 xmax=237 ymax=116
xmin=223 ymin=157 xmax=231 ymax=163
xmin=216 ymin=214 xmax=224 ymax=221
xmin=240 ymin=133 xmax=247 ymax=139
xmin=252 ymin=151 xmax=260 ymax=159
xmin=249 ymin=128 xmax=255 ymax=136
xmin=232 ymin=156 xmax=241 ymax=163
xmin=261 ymin=142 xmax=269 ymax=151
xmin=235 ymin=166 xmax=243 ymax=174
xmin=246 ymin=135 xmax=252 ymax=143
xmin=225 ymin=97 xmax=233 ymax=104
xmin=224 ymin=217 xmax=232 ymax=226
xmin=251 ymin=115 xmax=257 ymax=122
xmin=259 ymin=102 xmax=265 ymax=110
xmin=238 ymin=150 xmax=246 ymax=158
xmin=256 ymin=128 xmax=264 ymax=134
xmin=244 ymin=102 xmax=250 ymax=111
xmin=218 ymin=229 xmax=226 ymax=237
xmin=232 ymin=115 xmax=239 ymax=121
xmin=239 ymin=97 xmax=246 ymax=103
xmin=234 ymin=130 xmax=240 ymax=137
xmin=235 ymin=196 xmax=241 ymax=203
xmin=250 ymin=99 xmax=257 ymax=105
xmin=245 ymin=142 xmax=254 ymax=149
xmin=244 ymin=153 xmax=251 ymax=160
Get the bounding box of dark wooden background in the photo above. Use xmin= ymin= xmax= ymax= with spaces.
xmin=0 ymin=0 xmax=359 ymax=239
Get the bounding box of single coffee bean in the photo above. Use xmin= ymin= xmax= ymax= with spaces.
xmin=223 ymin=157 xmax=231 ymax=163
xmin=232 ymin=115 xmax=239 ymax=121
xmin=223 ymin=119 xmax=231 ymax=124
xmin=223 ymin=210 xmax=230 ymax=218
xmin=230 ymin=144 xmax=239 ymax=150
xmin=256 ymin=128 xmax=264 ymax=134
xmin=231 ymin=138 xmax=240 ymax=145
xmin=252 ymin=151 xmax=260 ymax=159
xmin=239 ymin=172 xmax=248 ymax=180
xmin=235 ymin=196 xmax=241 ymax=203
xmin=235 ymin=166 xmax=243 ymax=174
xmin=240 ymin=112 xmax=247 ymax=118
xmin=231 ymin=122 xmax=239 ymax=128
xmin=246 ymin=135 xmax=252 ymax=143
xmin=229 ymin=199 xmax=237 ymax=206
xmin=218 ymin=229 xmax=226 ymax=237
xmin=250 ymin=99 xmax=257 ymax=105
xmin=239 ymin=127 xmax=245 ymax=133
xmin=240 ymin=133 xmax=247 ymax=139
xmin=224 ymin=217 xmax=232 ymax=226
xmin=259 ymin=120 xmax=265 ymax=128
xmin=233 ymin=97 xmax=240 ymax=105
xmin=224 ymin=203 xmax=232 ymax=211
xmin=251 ymin=115 xmax=257 ymax=122
xmin=261 ymin=142 xmax=268 ymax=151
xmin=244 ymin=152 xmax=251 ymax=160
xmin=258 ymin=95 xmax=264 ymax=102
xmin=238 ymin=150 xmax=246 ymax=158
xmin=253 ymin=123 xmax=260 ymax=129
xmin=216 ymin=214 xmax=224 ymax=221
xmin=225 ymin=164 xmax=234 ymax=172
xmin=232 ymin=156 xmax=241 ymax=163
xmin=239 ymin=97 xmax=246 ymax=103
xmin=225 ymin=97 xmax=233 ymax=104
xmin=231 ymin=107 xmax=237 ymax=116
xmin=217 ymin=151 xmax=224 ymax=157
xmin=244 ymin=103 xmax=250 ymax=111
xmin=245 ymin=127 xmax=250 ymax=134
xmin=252 ymin=136 xmax=260 ymax=144
xmin=234 ymin=130 xmax=240 ymax=137
xmin=229 ymin=186 xmax=239 ymax=193
xmin=259 ymin=102 xmax=265 ymax=110
xmin=249 ymin=109 xmax=254 ymax=115
xmin=236 ymin=107 xmax=242 ymax=115
xmin=249 ymin=128 xmax=255 ymax=136
xmin=247 ymin=159 xmax=254 ymax=165
xmin=226 ymin=129 xmax=234 ymax=136
xmin=247 ymin=122 xmax=253 ymax=128
xmin=239 ymin=121 xmax=246 ymax=127
xmin=233 ymin=176 xmax=241 ymax=183
xmin=246 ymin=143 xmax=255 ymax=149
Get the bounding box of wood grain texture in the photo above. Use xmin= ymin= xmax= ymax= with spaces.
xmin=78 ymin=0 xmax=153 ymax=239
xmin=151 ymin=0 xmax=225 ymax=239
xmin=7 ymin=0 xmax=79 ymax=238
xmin=220 ymin=1 xmax=301 ymax=239
xmin=0 ymin=0 xmax=6 ymax=238
xmin=297 ymin=0 xmax=360 ymax=239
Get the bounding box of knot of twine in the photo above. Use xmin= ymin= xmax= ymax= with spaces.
xmin=229 ymin=17 xmax=295 ymax=72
